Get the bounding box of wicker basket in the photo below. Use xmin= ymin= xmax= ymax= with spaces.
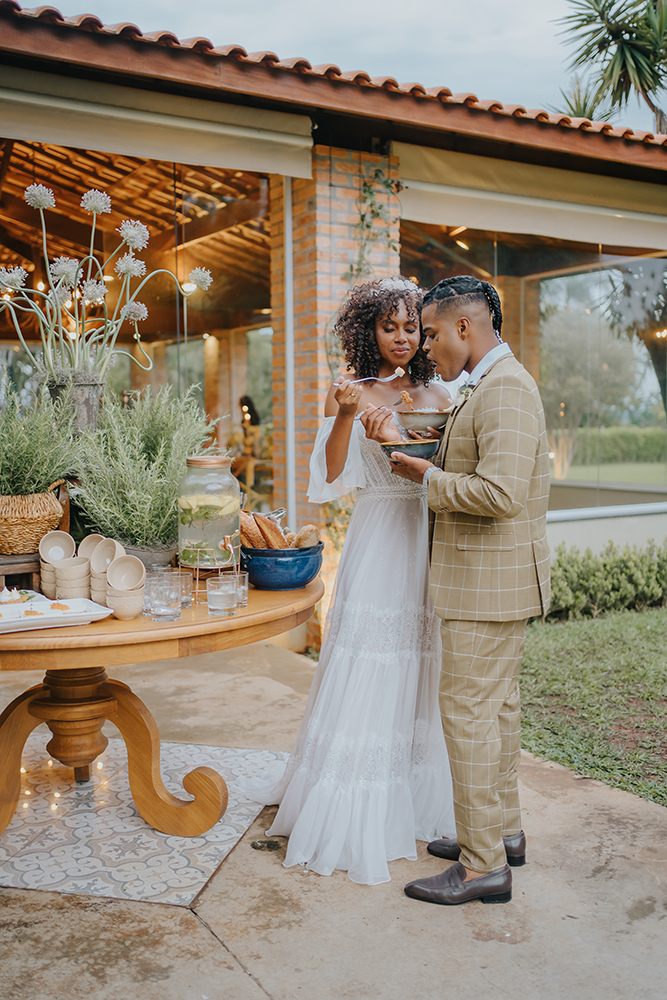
xmin=0 ymin=480 xmax=66 ymax=556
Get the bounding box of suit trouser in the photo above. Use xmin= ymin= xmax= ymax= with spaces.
xmin=439 ymin=618 xmax=527 ymax=874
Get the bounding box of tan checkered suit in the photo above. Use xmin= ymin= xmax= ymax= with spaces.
xmin=428 ymin=353 xmax=550 ymax=873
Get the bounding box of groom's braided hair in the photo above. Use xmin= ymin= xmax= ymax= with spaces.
xmin=423 ymin=275 xmax=503 ymax=338
xmin=334 ymin=277 xmax=435 ymax=385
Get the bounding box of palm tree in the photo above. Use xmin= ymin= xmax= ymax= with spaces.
xmin=550 ymin=74 xmax=617 ymax=119
xmin=558 ymin=1 xmax=667 ymax=133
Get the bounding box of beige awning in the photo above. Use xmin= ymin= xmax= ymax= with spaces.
xmin=394 ymin=142 xmax=667 ymax=249
xmin=0 ymin=66 xmax=312 ymax=178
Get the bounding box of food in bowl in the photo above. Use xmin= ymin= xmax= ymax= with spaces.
xmin=394 ymin=408 xmax=452 ymax=433
xmin=380 ymin=439 xmax=440 ymax=460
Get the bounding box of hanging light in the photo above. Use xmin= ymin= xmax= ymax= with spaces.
xmin=455 ymin=240 xmax=469 ymax=250
xmin=449 ymin=226 xmax=467 ymax=237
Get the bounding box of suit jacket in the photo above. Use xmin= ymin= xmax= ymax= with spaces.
xmin=428 ymin=353 xmax=551 ymax=622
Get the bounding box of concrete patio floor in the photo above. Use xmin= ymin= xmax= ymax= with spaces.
xmin=1 ymin=641 xmax=666 ymax=1000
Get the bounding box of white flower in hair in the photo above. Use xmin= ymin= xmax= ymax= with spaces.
xmin=0 ymin=266 xmax=28 ymax=290
xmin=81 ymin=189 xmax=112 ymax=215
xmin=115 ymin=253 xmax=147 ymax=278
xmin=81 ymin=280 xmax=107 ymax=303
xmin=24 ymin=184 xmax=56 ymax=210
xmin=49 ymin=257 xmax=80 ymax=288
xmin=187 ymin=266 xmax=213 ymax=291
xmin=122 ymin=301 xmax=148 ymax=322
xmin=117 ymin=219 xmax=150 ymax=251
xmin=378 ymin=276 xmax=420 ymax=292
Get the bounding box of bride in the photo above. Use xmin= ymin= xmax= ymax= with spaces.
xmin=243 ymin=276 xmax=455 ymax=885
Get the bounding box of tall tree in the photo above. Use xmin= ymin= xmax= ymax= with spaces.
xmin=559 ymin=1 xmax=667 ymax=132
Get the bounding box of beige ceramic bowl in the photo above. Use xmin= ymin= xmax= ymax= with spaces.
xmin=39 ymin=531 xmax=76 ymax=565
xmin=41 ymin=582 xmax=57 ymax=600
xmin=90 ymin=539 xmax=125 ymax=574
xmin=78 ymin=534 xmax=104 ymax=560
xmin=52 ymin=556 xmax=90 ymax=581
xmin=40 ymin=561 xmax=56 ymax=578
xmin=91 ymin=568 xmax=108 ymax=582
xmin=56 ymin=584 xmax=90 ymax=600
xmin=107 ymin=555 xmax=146 ymax=591
xmin=107 ymin=591 xmax=144 ymax=620
xmin=107 ymin=583 xmax=145 ymax=599
xmin=90 ymin=589 xmax=108 ymax=607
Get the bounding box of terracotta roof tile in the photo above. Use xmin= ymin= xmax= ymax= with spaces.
xmin=2 ymin=2 xmax=666 ymax=147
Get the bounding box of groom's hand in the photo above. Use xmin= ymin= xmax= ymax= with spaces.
xmin=390 ymin=454 xmax=435 ymax=482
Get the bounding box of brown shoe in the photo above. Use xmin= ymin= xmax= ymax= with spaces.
xmin=427 ymin=831 xmax=526 ymax=867
xmin=405 ymin=862 xmax=512 ymax=905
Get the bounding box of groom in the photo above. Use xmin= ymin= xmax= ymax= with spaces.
xmin=363 ymin=275 xmax=550 ymax=905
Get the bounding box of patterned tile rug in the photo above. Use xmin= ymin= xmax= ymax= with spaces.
xmin=0 ymin=734 xmax=286 ymax=906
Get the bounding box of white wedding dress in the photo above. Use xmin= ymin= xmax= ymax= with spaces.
xmin=241 ymin=417 xmax=455 ymax=884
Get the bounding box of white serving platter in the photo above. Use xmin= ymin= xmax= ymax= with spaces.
xmin=0 ymin=597 xmax=112 ymax=634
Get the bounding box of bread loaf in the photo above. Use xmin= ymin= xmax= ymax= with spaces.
xmin=294 ymin=524 xmax=320 ymax=548
xmin=240 ymin=510 xmax=265 ymax=548
xmin=254 ymin=513 xmax=289 ymax=549
xmin=284 ymin=531 xmax=297 ymax=547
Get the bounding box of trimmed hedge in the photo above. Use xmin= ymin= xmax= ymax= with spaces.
xmin=576 ymin=425 xmax=667 ymax=465
xmin=548 ymin=540 xmax=667 ymax=620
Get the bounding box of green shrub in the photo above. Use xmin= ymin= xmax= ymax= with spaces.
xmin=74 ymin=385 xmax=216 ymax=548
xmin=547 ymin=539 xmax=667 ymax=620
xmin=576 ymin=425 xmax=667 ymax=465
xmin=0 ymin=377 xmax=78 ymax=496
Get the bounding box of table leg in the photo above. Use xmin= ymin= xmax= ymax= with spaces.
xmin=104 ymin=679 xmax=229 ymax=837
xmin=0 ymin=684 xmax=47 ymax=834
xmin=0 ymin=667 xmax=228 ymax=838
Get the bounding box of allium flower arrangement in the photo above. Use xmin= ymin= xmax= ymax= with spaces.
xmin=0 ymin=185 xmax=213 ymax=386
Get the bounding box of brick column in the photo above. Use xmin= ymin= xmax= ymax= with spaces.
xmin=270 ymin=146 xmax=400 ymax=525
xmin=270 ymin=146 xmax=401 ymax=645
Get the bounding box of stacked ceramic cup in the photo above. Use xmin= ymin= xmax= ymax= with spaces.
xmin=39 ymin=531 xmax=77 ymax=599
xmin=52 ymin=556 xmax=90 ymax=599
xmin=89 ymin=539 xmax=126 ymax=607
xmin=106 ymin=556 xmax=146 ymax=620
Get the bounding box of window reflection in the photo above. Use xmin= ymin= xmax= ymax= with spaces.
xmin=401 ymin=221 xmax=667 ymax=507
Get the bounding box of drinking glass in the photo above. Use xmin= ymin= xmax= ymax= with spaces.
xmin=236 ymin=571 xmax=249 ymax=608
xmin=207 ymin=576 xmax=238 ymax=617
xmin=150 ymin=571 xmax=182 ymax=622
xmin=176 ymin=571 xmax=193 ymax=607
xmin=144 ymin=567 xmax=168 ymax=615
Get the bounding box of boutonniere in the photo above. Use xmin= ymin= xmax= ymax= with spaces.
xmin=455 ymin=384 xmax=474 ymax=406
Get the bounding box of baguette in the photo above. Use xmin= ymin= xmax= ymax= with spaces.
xmin=240 ymin=510 xmax=265 ymax=548
xmin=254 ymin=513 xmax=289 ymax=549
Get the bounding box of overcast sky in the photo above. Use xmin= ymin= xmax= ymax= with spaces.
xmin=56 ymin=0 xmax=655 ymax=130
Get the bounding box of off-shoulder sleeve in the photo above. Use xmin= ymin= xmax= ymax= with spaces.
xmin=307 ymin=417 xmax=366 ymax=504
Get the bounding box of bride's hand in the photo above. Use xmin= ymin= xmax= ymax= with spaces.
xmin=407 ymin=427 xmax=443 ymax=440
xmin=333 ymin=379 xmax=363 ymax=417
xmin=360 ymin=404 xmax=400 ymax=443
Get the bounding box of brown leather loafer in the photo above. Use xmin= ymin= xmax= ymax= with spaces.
xmin=404 ymin=862 xmax=512 ymax=905
xmin=427 ymin=831 xmax=526 ymax=867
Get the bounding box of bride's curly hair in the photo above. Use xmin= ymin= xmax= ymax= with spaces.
xmin=333 ymin=277 xmax=435 ymax=385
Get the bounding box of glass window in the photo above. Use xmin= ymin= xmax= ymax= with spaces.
xmin=401 ymin=221 xmax=667 ymax=508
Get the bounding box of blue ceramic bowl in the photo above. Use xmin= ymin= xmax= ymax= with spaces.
xmin=380 ymin=439 xmax=440 ymax=460
xmin=241 ymin=541 xmax=324 ymax=591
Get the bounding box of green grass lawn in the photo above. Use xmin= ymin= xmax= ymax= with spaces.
xmin=566 ymin=461 xmax=667 ymax=485
xmin=521 ymin=608 xmax=667 ymax=806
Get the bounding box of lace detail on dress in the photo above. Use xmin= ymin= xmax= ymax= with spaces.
xmin=322 ymin=599 xmax=438 ymax=660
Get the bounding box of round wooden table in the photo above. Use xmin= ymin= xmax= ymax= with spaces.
xmin=0 ymin=579 xmax=323 ymax=838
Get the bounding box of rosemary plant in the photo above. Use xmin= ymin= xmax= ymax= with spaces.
xmin=74 ymin=386 xmax=218 ymax=548
xmin=0 ymin=185 xmax=213 ymax=385
xmin=0 ymin=377 xmax=77 ymax=496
